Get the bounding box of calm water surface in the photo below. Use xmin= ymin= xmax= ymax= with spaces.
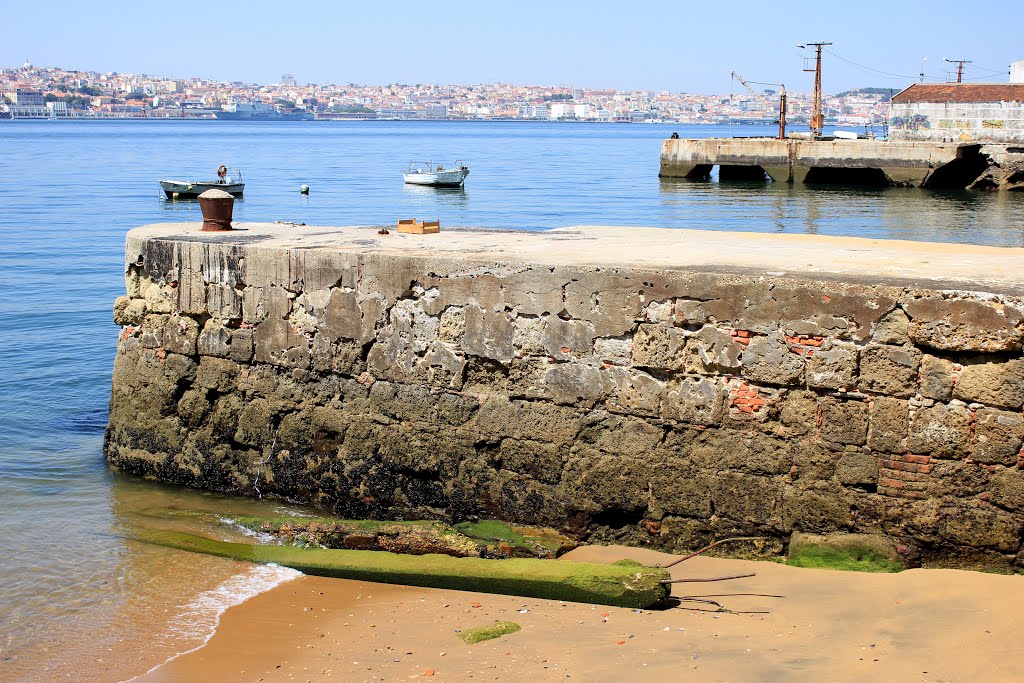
xmin=1 ymin=120 xmax=1022 ymax=680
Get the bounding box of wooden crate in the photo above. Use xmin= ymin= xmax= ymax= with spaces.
xmin=396 ymin=218 xmax=441 ymax=235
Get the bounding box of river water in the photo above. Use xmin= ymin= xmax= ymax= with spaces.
xmin=0 ymin=119 xmax=1022 ymax=681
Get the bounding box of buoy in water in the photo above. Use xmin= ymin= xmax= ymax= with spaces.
xmin=300 ymin=184 xmax=310 ymax=194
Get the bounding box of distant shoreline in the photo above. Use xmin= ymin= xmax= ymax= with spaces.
xmin=0 ymin=116 xmax=814 ymax=126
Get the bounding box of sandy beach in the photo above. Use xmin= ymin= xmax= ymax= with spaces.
xmin=136 ymin=546 xmax=1024 ymax=682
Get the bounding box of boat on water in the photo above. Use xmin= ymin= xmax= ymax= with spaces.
xmin=402 ymin=161 xmax=469 ymax=187
xmin=215 ymin=102 xmax=313 ymax=121
xmin=160 ymin=166 xmax=244 ymax=199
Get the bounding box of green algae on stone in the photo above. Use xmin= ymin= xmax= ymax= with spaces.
xmin=129 ymin=529 xmax=672 ymax=608
xmin=458 ymin=621 xmax=522 ymax=644
xmin=787 ymin=531 xmax=906 ymax=573
xmin=230 ymin=515 xmax=480 ymax=557
xmin=455 ymin=520 xmax=578 ymax=558
xmin=787 ymin=544 xmax=904 ymax=573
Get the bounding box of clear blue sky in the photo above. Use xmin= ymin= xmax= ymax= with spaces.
xmin=3 ymin=0 xmax=1021 ymax=93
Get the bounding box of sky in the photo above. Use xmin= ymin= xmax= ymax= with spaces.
xmin=3 ymin=0 xmax=1022 ymax=94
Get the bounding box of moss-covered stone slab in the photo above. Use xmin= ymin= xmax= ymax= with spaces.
xmin=232 ymin=515 xmax=480 ymax=557
xmin=459 ymin=621 xmax=521 ymax=644
xmin=787 ymin=532 xmax=906 ymax=572
xmin=455 ymin=520 xmax=579 ymax=558
xmin=129 ymin=529 xmax=671 ymax=608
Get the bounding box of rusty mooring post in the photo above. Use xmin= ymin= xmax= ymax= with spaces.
xmin=198 ymin=188 xmax=234 ymax=231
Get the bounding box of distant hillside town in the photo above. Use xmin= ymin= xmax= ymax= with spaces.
xmin=2 ymin=60 xmax=891 ymax=126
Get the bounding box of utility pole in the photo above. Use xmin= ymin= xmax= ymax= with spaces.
xmin=799 ymin=41 xmax=832 ymax=138
xmin=945 ymin=58 xmax=971 ymax=83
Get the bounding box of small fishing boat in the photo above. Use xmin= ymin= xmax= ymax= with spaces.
xmin=402 ymin=161 xmax=469 ymax=188
xmin=160 ymin=166 xmax=244 ymax=199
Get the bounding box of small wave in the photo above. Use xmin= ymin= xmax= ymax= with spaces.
xmin=216 ymin=515 xmax=279 ymax=544
xmin=123 ymin=563 xmax=302 ymax=682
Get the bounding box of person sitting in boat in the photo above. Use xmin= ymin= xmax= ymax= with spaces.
xmin=216 ymin=165 xmax=231 ymax=184
xmin=670 ymin=132 xmax=679 ymax=139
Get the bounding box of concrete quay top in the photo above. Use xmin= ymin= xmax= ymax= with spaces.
xmin=130 ymin=223 xmax=1024 ymax=295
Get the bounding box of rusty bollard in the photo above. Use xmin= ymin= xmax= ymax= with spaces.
xmin=198 ymin=188 xmax=235 ymax=231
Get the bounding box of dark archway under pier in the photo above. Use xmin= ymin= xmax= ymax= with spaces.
xmin=923 ymin=145 xmax=991 ymax=189
xmin=718 ymin=164 xmax=771 ymax=182
xmin=803 ymin=166 xmax=891 ymax=186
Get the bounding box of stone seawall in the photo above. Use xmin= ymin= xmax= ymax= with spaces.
xmin=106 ymin=223 xmax=1024 ymax=568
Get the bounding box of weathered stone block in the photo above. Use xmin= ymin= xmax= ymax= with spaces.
xmin=512 ymin=316 xmax=545 ymax=355
xmin=438 ymin=306 xmax=466 ymax=343
xmin=229 ymin=328 xmax=254 ymax=363
xmin=973 ymin=409 xmax=1024 ymax=466
xmin=740 ymin=333 xmax=805 ymax=386
xmin=918 ymin=355 xmax=953 ymax=402
xmin=594 ymin=337 xmax=632 ymax=366
xmin=560 ymin=452 xmax=648 ymax=515
xmin=906 ymin=296 xmax=1023 ymax=353
xmin=835 ymin=450 xmax=879 ymax=486
xmin=605 ymin=366 xmax=664 ymax=417
xmin=233 ymin=398 xmax=277 ymax=447
xmin=989 ymin=468 xmax=1024 ymax=512
xmin=254 ymin=317 xmax=310 ymax=369
xmin=937 ymin=504 xmax=1021 ymax=553
xmin=176 ymin=388 xmax=211 ymax=428
xmin=868 ymin=397 xmax=909 ymax=453
xmin=858 ymin=344 xmax=921 ymax=398
xmin=820 ymin=397 xmax=869 ymax=445
xmin=685 ymin=326 xmax=741 ymax=375
xmin=542 ymin=317 xmax=595 ymax=361
xmin=631 ymin=323 xmax=686 ymax=371
xmin=162 ymin=315 xmax=199 ymax=356
xmin=473 ymin=397 xmax=581 ymax=444
xmin=871 ymin=308 xmax=910 ymax=345
xmin=686 ymin=431 xmax=793 ymax=477
xmin=195 ymin=357 xmax=240 ymax=393
xmin=929 ymin=461 xmax=989 ymax=497
xmin=711 ymin=473 xmax=782 ymax=526
xmin=673 ymin=300 xmax=708 ymax=326
xmin=322 ymin=289 xmax=382 ymax=344
xmin=577 ymin=413 xmax=665 ymax=458
xmin=789 ymin=439 xmax=838 ymax=481
xmin=563 ymin=273 xmax=645 ymax=337
xmin=954 ymin=358 xmax=1024 ymax=410
xmin=496 ymin=438 xmax=564 ymax=484
xmin=143 ymin=282 xmax=176 ymax=315
xmin=113 ymin=296 xmax=137 ymax=326
xmin=198 ymin=320 xmax=231 ymax=358
xmin=139 ymin=314 xmax=165 ymax=349
xmin=542 ymin=363 xmax=607 ymax=406
xmin=206 ymin=284 xmax=241 ymax=320
xmin=119 ymin=297 xmax=148 ymax=326
xmin=806 ymin=340 xmax=858 ymax=391
xmin=661 ymin=376 xmax=725 ymax=425
xmin=782 ymin=486 xmax=853 ymax=532
xmin=907 ymin=403 xmax=972 ymax=459
xmin=780 ymin=390 xmax=818 ymax=437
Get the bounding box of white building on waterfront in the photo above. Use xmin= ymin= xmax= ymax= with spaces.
xmin=890 ymin=82 xmax=1024 ymax=143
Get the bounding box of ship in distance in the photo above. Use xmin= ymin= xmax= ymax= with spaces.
xmin=215 ymin=101 xmax=313 ymax=121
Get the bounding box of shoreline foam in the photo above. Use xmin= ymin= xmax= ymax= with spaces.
xmin=124 ymin=563 xmax=302 ymax=682
xmin=137 ymin=545 xmax=1024 ymax=682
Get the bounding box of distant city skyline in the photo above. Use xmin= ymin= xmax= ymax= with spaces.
xmin=2 ymin=1 xmax=1021 ymax=94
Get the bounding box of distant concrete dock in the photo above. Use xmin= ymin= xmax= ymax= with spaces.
xmin=659 ymin=137 xmax=995 ymax=188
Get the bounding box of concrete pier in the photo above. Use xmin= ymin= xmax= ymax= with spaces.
xmin=106 ymin=223 xmax=1024 ymax=568
xmin=660 ymin=137 xmax=997 ymax=188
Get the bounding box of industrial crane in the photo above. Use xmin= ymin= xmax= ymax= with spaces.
xmin=730 ymin=71 xmax=788 ymax=140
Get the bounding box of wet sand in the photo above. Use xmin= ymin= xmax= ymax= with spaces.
xmin=138 ymin=546 xmax=1024 ymax=682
